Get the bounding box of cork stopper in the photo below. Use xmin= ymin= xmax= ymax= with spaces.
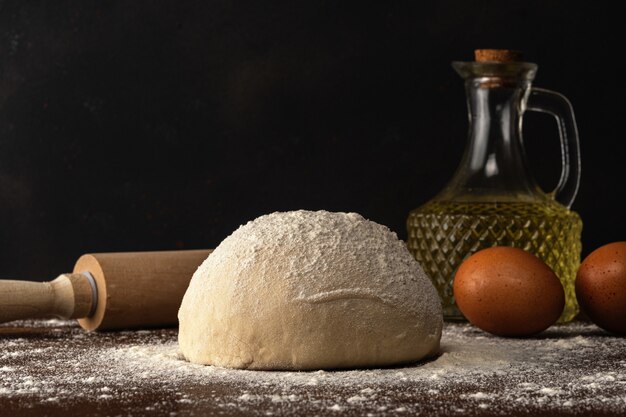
xmin=474 ymin=49 xmax=523 ymax=63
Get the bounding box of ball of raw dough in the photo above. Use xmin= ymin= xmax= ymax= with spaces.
xmin=178 ymin=210 xmax=442 ymax=370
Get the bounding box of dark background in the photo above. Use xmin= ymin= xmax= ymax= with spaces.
xmin=0 ymin=1 xmax=624 ymax=280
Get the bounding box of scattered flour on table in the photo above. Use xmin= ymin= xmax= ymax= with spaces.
xmin=1 ymin=320 xmax=626 ymax=416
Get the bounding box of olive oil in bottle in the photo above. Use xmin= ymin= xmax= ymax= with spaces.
xmin=407 ymin=201 xmax=582 ymax=322
xmin=407 ymin=50 xmax=583 ymax=322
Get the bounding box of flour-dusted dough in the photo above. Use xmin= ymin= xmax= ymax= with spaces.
xmin=178 ymin=210 xmax=442 ymax=370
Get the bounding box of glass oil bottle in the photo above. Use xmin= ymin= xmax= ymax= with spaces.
xmin=407 ymin=50 xmax=582 ymax=322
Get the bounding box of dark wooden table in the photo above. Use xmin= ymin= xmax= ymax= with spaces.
xmin=1 ymin=319 xmax=625 ymax=416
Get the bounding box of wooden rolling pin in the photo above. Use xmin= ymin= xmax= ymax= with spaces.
xmin=0 ymin=250 xmax=211 ymax=331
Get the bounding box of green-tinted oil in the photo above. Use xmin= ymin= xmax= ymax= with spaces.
xmin=407 ymin=200 xmax=582 ymax=323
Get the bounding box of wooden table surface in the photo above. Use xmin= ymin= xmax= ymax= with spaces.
xmin=1 ymin=319 xmax=625 ymax=416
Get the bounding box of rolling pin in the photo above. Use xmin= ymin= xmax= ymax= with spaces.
xmin=0 ymin=250 xmax=211 ymax=331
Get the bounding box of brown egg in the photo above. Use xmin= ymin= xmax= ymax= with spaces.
xmin=453 ymin=247 xmax=565 ymax=337
xmin=576 ymin=242 xmax=626 ymax=334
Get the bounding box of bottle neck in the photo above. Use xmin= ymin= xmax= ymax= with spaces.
xmin=437 ymin=79 xmax=544 ymax=202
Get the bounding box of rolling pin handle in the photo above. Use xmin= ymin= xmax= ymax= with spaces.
xmin=0 ymin=273 xmax=96 ymax=324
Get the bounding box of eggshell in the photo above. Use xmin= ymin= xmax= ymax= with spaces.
xmin=453 ymin=246 xmax=565 ymax=337
xmin=576 ymin=242 xmax=626 ymax=334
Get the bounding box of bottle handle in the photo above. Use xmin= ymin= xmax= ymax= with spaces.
xmin=525 ymin=88 xmax=581 ymax=208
